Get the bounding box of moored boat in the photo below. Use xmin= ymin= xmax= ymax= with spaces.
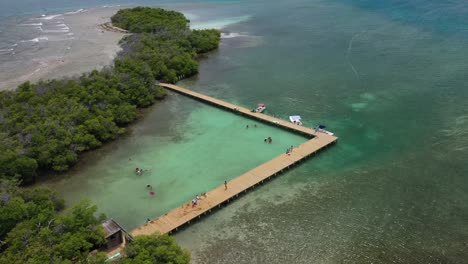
xmin=289 ymin=115 xmax=303 ymax=125
xmin=315 ymin=125 xmax=334 ymax=135
xmin=254 ymin=103 xmax=266 ymax=113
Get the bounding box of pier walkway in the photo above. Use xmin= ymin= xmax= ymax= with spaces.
xmin=130 ymin=83 xmax=338 ymax=236
xmin=158 ymin=83 xmax=325 ymax=137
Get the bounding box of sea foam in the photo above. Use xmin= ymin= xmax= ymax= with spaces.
xmin=40 ymin=14 xmax=63 ymax=20
xmin=221 ymin=32 xmax=247 ymax=39
xmin=191 ymin=15 xmax=251 ymax=30
xmin=65 ymin=9 xmax=86 ymax=15
xmin=21 ymin=36 xmax=49 ymax=43
xmin=20 ymin=22 xmax=43 ymax=26
xmin=43 ymin=29 xmax=70 ymax=33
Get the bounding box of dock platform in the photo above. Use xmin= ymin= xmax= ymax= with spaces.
xmin=130 ymin=83 xmax=338 ymax=236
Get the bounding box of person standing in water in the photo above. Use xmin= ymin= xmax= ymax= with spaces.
xmin=246 ymin=125 xmax=249 ymax=129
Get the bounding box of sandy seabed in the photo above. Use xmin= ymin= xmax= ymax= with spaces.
xmin=0 ymin=6 xmax=126 ymax=91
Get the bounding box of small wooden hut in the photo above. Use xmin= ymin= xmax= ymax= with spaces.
xmin=101 ymin=219 xmax=126 ymax=249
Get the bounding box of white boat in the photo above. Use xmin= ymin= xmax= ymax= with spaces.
xmin=315 ymin=125 xmax=334 ymax=135
xmin=317 ymin=129 xmax=334 ymax=135
xmin=289 ymin=115 xmax=303 ymax=126
xmin=254 ymin=103 xmax=266 ymax=113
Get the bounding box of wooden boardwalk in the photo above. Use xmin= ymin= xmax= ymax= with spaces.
xmin=130 ymin=83 xmax=338 ymax=237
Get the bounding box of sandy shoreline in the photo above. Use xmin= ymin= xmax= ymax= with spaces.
xmin=0 ymin=6 xmax=126 ymax=91
xmin=0 ymin=4 xmax=256 ymax=91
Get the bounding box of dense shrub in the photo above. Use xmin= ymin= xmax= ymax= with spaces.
xmin=189 ymin=29 xmax=221 ymax=53
xmin=0 ymin=180 xmax=107 ymax=263
xmin=111 ymin=7 xmax=189 ymax=34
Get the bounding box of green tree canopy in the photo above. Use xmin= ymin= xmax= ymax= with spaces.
xmin=0 ymin=180 xmax=106 ymax=264
xmin=121 ymin=234 xmax=190 ymax=264
xmin=111 ymin=7 xmax=189 ymax=34
xmin=0 ymin=179 xmax=64 ymax=240
xmin=189 ymin=29 xmax=221 ymax=53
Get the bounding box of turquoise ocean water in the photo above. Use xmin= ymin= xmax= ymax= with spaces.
xmin=3 ymin=0 xmax=467 ymax=262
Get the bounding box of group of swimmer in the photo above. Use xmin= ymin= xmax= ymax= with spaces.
xmin=246 ymin=124 xmax=258 ymax=129
xmin=134 ymin=167 xmax=155 ymax=195
xmin=146 ymin=184 xmax=155 ymax=196
xmin=246 ymin=124 xmax=274 ymax=143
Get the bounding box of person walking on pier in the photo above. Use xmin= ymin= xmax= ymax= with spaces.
xmin=224 ymin=180 xmax=228 ymax=190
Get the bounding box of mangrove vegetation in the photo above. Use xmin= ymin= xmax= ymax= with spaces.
xmin=0 ymin=7 xmax=220 ymax=183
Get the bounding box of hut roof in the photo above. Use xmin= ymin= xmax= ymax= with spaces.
xmin=102 ymin=219 xmax=123 ymax=238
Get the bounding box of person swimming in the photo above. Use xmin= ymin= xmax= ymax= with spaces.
xmin=135 ymin=168 xmax=143 ymax=176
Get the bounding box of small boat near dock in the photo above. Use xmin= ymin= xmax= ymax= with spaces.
xmin=289 ymin=115 xmax=303 ymax=126
xmin=253 ymin=103 xmax=266 ymax=113
xmin=315 ymin=125 xmax=334 ymax=136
